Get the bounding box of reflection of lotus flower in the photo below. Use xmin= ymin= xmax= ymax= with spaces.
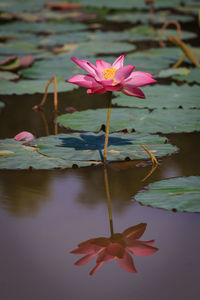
xmin=71 ymin=223 xmax=158 ymax=275
xmin=68 ymin=55 xmax=156 ymax=97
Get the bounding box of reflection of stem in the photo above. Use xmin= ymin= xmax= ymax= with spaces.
xmin=104 ymin=166 xmax=114 ymax=237
xmin=142 ymin=163 xmax=158 ymax=182
xmin=39 ymin=111 xmax=50 ymax=136
xmin=149 ymin=5 xmax=154 ymax=25
xmin=104 ymin=92 xmax=112 ymax=164
xmin=54 ymin=111 xmax=58 ymax=135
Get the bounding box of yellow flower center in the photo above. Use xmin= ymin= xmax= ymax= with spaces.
xmin=102 ymin=68 xmax=117 ymax=80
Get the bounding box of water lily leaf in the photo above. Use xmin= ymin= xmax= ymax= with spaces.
xmin=173 ymin=68 xmax=200 ymax=83
xmin=0 ymin=55 xmax=19 ymax=70
xmin=0 ymin=70 xmax=19 ymax=80
xmin=158 ymin=68 xmax=190 ymax=78
xmin=0 ymin=79 xmax=75 ymax=95
xmin=0 ymin=20 xmax=87 ymax=35
xmin=0 ymin=139 xmax=94 ymax=169
xmin=57 ymin=107 xmax=200 ymax=134
xmin=106 ymin=12 xmax=194 ymax=26
xmin=33 ymin=132 xmax=177 ymax=162
xmin=126 ymin=47 xmax=200 ymax=75
xmin=135 ymin=176 xmax=200 ymax=212
xmin=73 ymin=40 xmax=136 ymax=56
xmin=0 ymin=41 xmax=44 ymax=55
xmin=21 ymin=55 xmax=81 ymax=80
xmin=0 ymin=133 xmax=177 ymax=169
xmin=113 ymin=84 xmax=200 ymax=109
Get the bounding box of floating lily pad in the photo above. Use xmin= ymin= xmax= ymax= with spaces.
xmin=0 ymin=79 xmax=75 ymax=95
xmin=106 ymin=12 xmax=194 ymax=26
xmin=173 ymin=68 xmax=200 ymax=84
xmin=158 ymin=67 xmax=190 ymax=78
xmin=0 ymin=139 xmax=94 ymax=169
xmin=0 ymin=41 xmax=45 ymax=55
xmin=0 ymin=70 xmax=19 ymax=80
xmin=135 ymin=176 xmax=200 ymax=212
xmin=57 ymin=107 xmax=200 ymax=134
xmin=21 ymin=55 xmax=82 ymax=80
xmin=0 ymin=132 xmax=177 ymax=169
xmin=0 ymin=20 xmax=87 ymax=34
xmin=127 ymin=47 xmax=200 ymax=75
xmin=113 ymin=84 xmax=200 ymax=109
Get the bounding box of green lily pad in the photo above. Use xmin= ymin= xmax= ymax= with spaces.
xmin=0 ymin=20 xmax=87 ymax=34
xmin=158 ymin=68 xmax=190 ymax=78
xmin=0 ymin=138 xmax=94 ymax=170
xmin=113 ymin=84 xmax=200 ymax=109
xmin=0 ymin=41 xmax=45 ymax=56
xmin=0 ymin=79 xmax=75 ymax=95
xmin=33 ymin=132 xmax=177 ymax=162
xmin=173 ymin=68 xmax=200 ymax=84
xmin=0 ymin=132 xmax=177 ymax=169
xmin=57 ymin=107 xmax=200 ymax=134
xmin=0 ymin=70 xmax=19 ymax=80
xmin=106 ymin=12 xmax=194 ymax=26
xmin=21 ymin=55 xmax=82 ymax=80
xmin=127 ymin=47 xmax=200 ymax=75
xmin=135 ymin=176 xmax=200 ymax=212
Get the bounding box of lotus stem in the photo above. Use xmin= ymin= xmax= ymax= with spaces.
xmin=103 ymin=92 xmax=112 ymax=164
xmin=172 ymin=54 xmax=186 ymax=68
xmin=104 ymin=165 xmax=114 ymax=237
xmin=141 ymin=145 xmax=159 ymax=166
xmin=159 ymin=20 xmax=181 ymax=48
xmin=32 ymin=76 xmax=58 ymax=111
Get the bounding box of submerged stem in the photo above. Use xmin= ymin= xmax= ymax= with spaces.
xmin=103 ymin=92 xmax=112 ymax=164
xmin=104 ymin=166 xmax=114 ymax=237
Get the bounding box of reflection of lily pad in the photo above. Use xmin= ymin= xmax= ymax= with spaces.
xmin=135 ymin=176 xmax=200 ymax=212
xmin=0 ymin=79 xmax=75 ymax=95
xmin=173 ymin=68 xmax=200 ymax=84
xmin=57 ymin=107 xmax=200 ymax=134
xmin=0 ymin=101 xmax=5 ymax=109
xmin=113 ymin=84 xmax=200 ymax=109
xmin=0 ymin=132 xmax=177 ymax=169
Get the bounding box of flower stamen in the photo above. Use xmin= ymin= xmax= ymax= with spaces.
xmin=102 ymin=68 xmax=117 ymax=80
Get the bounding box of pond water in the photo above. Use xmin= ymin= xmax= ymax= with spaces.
xmin=0 ymin=91 xmax=200 ymax=300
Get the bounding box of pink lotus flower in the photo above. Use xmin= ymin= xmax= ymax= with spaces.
xmin=68 ymin=55 xmax=156 ymax=97
xmin=14 ymin=131 xmax=35 ymax=144
xmin=71 ymin=223 xmax=158 ymax=275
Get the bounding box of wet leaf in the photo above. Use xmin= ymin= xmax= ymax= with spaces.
xmin=44 ymin=2 xmax=82 ymax=10
xmin=113 ymin=84 xmax=200 ymax=109
xmin=0 ymin=79 xmax=76 ymax=95
xmin=158 ymin=68 xmax=190 ymax=78
xmin=57 ymin=107 xmax=200 ymax=134
xmin=0 ymin=139 xmax=93 ymax=169
xmin=33 ymin=132 xmax=177 ymax=162
xmin=0 ymin=133 xmax=177 ymax=169
xmin=173 ymin=68 xmax=200 ymax=83
xmin=135 ymin=176 xmax=200 ymax=212
xmin=0 ymin=70 xmax=19 ymax=80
